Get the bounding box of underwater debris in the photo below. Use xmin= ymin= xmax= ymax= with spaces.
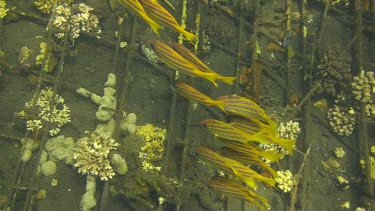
xmin=239 ymin=60 xmax=264 ymax=101
xmin=266 ymin=42 xmax=283 ymax=52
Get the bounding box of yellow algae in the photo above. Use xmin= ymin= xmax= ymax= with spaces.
xmin=322 ymin=157 xmax=341 ymax=172
xmin=0 ymin=0 xmax=8 ymax=18
xmin=334 ymin=147 xmax=345 ymax=158
xmin=35 ymin=189 xmax=46 ymax=200
xmin=35 ymin=42 xmax=57 ymax=73
xmin=136 ymin=124 xmax=166 ymax=171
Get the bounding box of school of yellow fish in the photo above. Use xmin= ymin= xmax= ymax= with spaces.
xmin=176 ymin=81 xmax=296 ymax=210
xmin=118 ymin=0 xmax=296 ymax=210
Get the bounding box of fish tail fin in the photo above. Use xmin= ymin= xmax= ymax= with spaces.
xmin=213 ymin=100 xmax=225 ymax=112
xmin=261 ymin=151 xmax=283 ymax=163
xmin=217 ymin=76 xmax=236 ymax=85
xmin=203 ymin=73 xmax=219 ymax=87
xmin=270 ymin=137 xmax=296 ymax=154
xmin=249 ymin=130 xmax=271 ymax=144
xmin=182 ymin=30 xmax=198 ymax=43
xmin=267 ymin=119 xmax=278 ymax=132
xmin=279 ymin=138 xmax=296 ymax=154
xmin=147 ymin=19 xmax=162 ymax=36
xmin=250 ymin=192 xmax=271 ymax=209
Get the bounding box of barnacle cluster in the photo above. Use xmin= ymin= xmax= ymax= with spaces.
xmin=351 ymin=70 xmax=375 ymax=118
xmin=327 ymin=105 xmax=356 ymax=136
xmin=324 ymin=70 xmax=375 ymax=136
xmin=277 ymin=120 xmax=301 ymax=141
xmin=23 ymin=87 xmax=71 ymax=136
xmin=53 ymin=3 xmax=100 ymax=40
xmin=275 ymin=170 xmax=295 ymax=193
xmin=315 ymin=47 xmax=352 ymax=97
xmin=73 ymin=132 xmax=119 ymax=181
xmin=136 ymin=124 xmax=166 ymax=172
xmin=34 ymin=0 xmax=73 ymax=14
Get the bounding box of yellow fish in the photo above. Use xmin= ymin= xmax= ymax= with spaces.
xmin=138 ymin=0 xmax=197 ymax=42
xmin=169 ymin=42 xmax=216 ymax=74
xmin=229 ymin=117 xmax=295 ymax=154
xmin=208 ymin=176 xmax=270 ymax=211
xmin=196 ymin=147 xmax=276 ymax=189
xmin=118 ymin=0 xmax=161 ymax=35
xmin=219 ymin=139 xmax=283 ymax=163
xmin=196 ymin=147 xmax=258 ymax=189
xmin=202 ymin=119 xmax=294 ymax=153
xmin=216 ymin=95 xmax=278 ymax=130
xmin=223 ymin=155 xmax=276 ymax=187
xmin=151 ymin=40 xmax=233 ymax=86
xmin=220 ymin=148 xmax=277 ymax=177
xmin=170 ymin=43 xmax=236 ymax=85
xmin=202 ymin=119 xmax=269 ymax=144
xmin=175 ymin=82 xmax=224 ymax=110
